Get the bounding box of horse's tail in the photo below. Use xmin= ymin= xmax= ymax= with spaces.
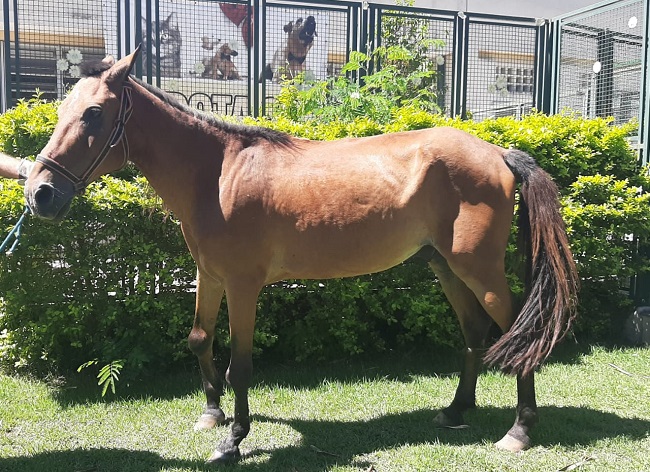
xmin=483 ymin=149 xmax=579 ymax=377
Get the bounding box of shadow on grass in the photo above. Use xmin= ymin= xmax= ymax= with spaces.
xmin=50 ymin=367 xmax=204 ymax=407
xmin=0 ymin=448 xmax=211 ymax=472
xmin=237 ymin=405 xmax=649 ymax=471
xmin=49 ymin=341 xmax=620 ymax=408
xmin=49 ymin=348 xmax=466 ymax=407
xmin=1 ymin=405 xmax=647 ymax=472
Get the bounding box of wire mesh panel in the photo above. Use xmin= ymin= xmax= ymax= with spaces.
xmin=376 ymin=7 xmax=456 ymax=116
xmin=464 ymin=16 xmax=539 ymax=121
xmin=8 ymin=0 xmax=619 ymax=124
xmin=140 ymin=0 xmax=251 ymax=116
xmin=4 ymin=0 xmax=118 ymax=106
xmin=555 ymin=0 xmax=645 ymax=125
xmin=261 ymin=1 xmax=352 ymax=115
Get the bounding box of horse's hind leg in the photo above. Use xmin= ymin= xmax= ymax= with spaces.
xmin=451 ymin=256 xmax=538 ymax=452
xmin=188 ymin=271 xmax=227 ymax=431
xmin=428 ymin=252 xmax=495 ymax=428
xmin=495 ymin=373 xmax=537 ymax=452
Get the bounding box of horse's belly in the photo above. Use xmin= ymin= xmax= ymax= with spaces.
xmin=268 ymin=220 xmax=429 ymax=281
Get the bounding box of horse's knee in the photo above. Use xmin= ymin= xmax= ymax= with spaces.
xmin=188 ymin=327 xmax=211 ymax=356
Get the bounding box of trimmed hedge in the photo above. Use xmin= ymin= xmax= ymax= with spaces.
xmin=1 ymin=98 xmax=649 ymax=377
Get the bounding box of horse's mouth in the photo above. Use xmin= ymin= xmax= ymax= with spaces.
xmin=29 ymin=198 xmax=72 ymax=224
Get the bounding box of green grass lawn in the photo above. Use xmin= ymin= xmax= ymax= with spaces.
xmin=1 ymin=345 xmax=649 ymax=471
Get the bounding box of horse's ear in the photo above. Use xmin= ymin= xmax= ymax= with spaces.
xmin=106 ymin=45 xmax=141 ymax=84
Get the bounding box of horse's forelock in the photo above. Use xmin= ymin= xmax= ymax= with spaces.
xmin=80 ymin=59 xmax=114 ymax=78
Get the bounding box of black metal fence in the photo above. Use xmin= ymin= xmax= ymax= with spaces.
xmin=1 ymin=0 xmax=649 ymax=152
xmin=0 ymin=0 xmax=547 ymax=121
xmin=550 ymin=0 xmax=647 ymax=158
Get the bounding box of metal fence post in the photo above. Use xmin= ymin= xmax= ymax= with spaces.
xmin=534 ymin=19 xmax=553 ymax=114
xmin=2 ymin=0 xmax=11 ymax=111
xmin=638 ymin=0 xmax=650 ymax=166
xmin=11 ymin=0 xmax=19 ymax=103
xmin=451 ymin=12 xmax=467 ymax=118
xmin=134 ymin=0 xmax=143 ymax=78
xmin=254 ymin=0 xmax=262 ymax=117
xmin=595 ymin=29 xmax=614 ymax=118
xmin=548 ymin=17 xmax=562 ymax=115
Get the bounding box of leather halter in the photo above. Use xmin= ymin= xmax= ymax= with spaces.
xmin=36 ymin=82 xmax=134 ymax=193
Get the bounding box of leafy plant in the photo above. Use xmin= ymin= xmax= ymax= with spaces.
xmin=273 ymin=45 xmax=443 ymax=124
xmin=1 ymin=95 xmax=648 ymax=385
xmin=379 ymin=0 xmax=449 ymax=106
xmin=78 ymin=358 xmax=125 ymax=396
xmin=0 ymin=92 xmax=58 ymax=157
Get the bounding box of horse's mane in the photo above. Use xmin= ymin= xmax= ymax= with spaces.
xmin=130 ymin=77 xmax=294 ymax=147
xmin=80 ymin=58 xmax=293 ymax=147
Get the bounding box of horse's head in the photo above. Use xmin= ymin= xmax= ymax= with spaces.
xmin=25 ymin=48 xmax=140 ymax=223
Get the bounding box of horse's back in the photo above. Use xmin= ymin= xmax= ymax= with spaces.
xmin=211 ymin=126 xmax=516 ymax=282
xmin=265 ymin=126 xmax=515 ymax=224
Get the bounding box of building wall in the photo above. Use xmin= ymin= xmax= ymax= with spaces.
xmin=373 ymin=0 xmax=599 ymax=18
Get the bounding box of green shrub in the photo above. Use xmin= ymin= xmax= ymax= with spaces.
xmin=1 ymin=96 xmax=648 ymax=380
xmin=0 ymin=94 xmax=58 ymax=157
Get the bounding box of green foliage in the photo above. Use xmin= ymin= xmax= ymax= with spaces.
xmin=0 ymin=176 xmax=198 ymax=376
xmin=380 ymin=0 xmax=448 ymax=105
xmin=272 ymin=45 xmax=443 ymax=124
xmin=0 ymin=93 xmax=58 ymax=157
xmin=259 ymin=262 xmax=461 ymax=362
xmin=78 ymin=358 xmax=125 ymax=396
xmin=1 ymin=96 xmax=648 ymax=382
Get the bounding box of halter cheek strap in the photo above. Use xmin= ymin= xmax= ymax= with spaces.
xmin=36 ymin=82 xmax=134 ymax=194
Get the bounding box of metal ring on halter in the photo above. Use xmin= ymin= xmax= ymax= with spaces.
xmin=36 ymin=82 xmax=133 ymax=194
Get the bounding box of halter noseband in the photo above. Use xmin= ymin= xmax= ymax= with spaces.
xmin=36 ymin=82 xmax=134 ymax=193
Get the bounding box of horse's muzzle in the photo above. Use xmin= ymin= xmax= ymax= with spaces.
xmin=25 ymin=181 xmax=74 ymax=223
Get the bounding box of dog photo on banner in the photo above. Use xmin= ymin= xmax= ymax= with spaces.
xmin=102 ymin=1 xmax=332 ymax=115
xmin=103 ymin=0 xmax=250 ymax=114
xmin=262 ymin=7 xmax=328 ymax=83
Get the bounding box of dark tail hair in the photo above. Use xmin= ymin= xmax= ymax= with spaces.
xmin=483 ymin=149 xmax=579 ymax=376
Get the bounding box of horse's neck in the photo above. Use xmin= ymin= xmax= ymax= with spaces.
xmin=127 ymin=86 xmax=223 ymax=222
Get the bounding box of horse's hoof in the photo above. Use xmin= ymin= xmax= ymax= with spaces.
xmin=495 ymin=433 xmax=529 ymax=452
xmin=206 ymin=447 xmax=241 ymax=464
xmin=193 ymin=410 xmax=226 ymax=431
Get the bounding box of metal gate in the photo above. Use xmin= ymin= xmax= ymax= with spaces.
xmin=2 ymin=0 xmax=649 ymax=141
xmin=550 ymin=0 xmax=650 ymax=161
xmin=0 ymin=0 xmax=549 ymax=121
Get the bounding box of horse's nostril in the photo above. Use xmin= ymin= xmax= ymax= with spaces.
xmin=34 ymin=184 xmax=55 ymax=208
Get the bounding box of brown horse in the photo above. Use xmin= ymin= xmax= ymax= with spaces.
xmin=24 ymin=49 xmax=578 ymax=463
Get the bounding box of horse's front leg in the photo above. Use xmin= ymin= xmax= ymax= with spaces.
xmin=188 ymin=271 xmax=227 ymax=431
xmin=207 ymin=279 xmax=261 ymax=464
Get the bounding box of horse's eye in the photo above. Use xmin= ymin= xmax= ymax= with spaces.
xmin=83 ymin=106 xmax=103 ymax=122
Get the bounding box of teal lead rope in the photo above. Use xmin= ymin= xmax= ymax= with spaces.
xmin=0 ymin=206 xmax=30 ymax=255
